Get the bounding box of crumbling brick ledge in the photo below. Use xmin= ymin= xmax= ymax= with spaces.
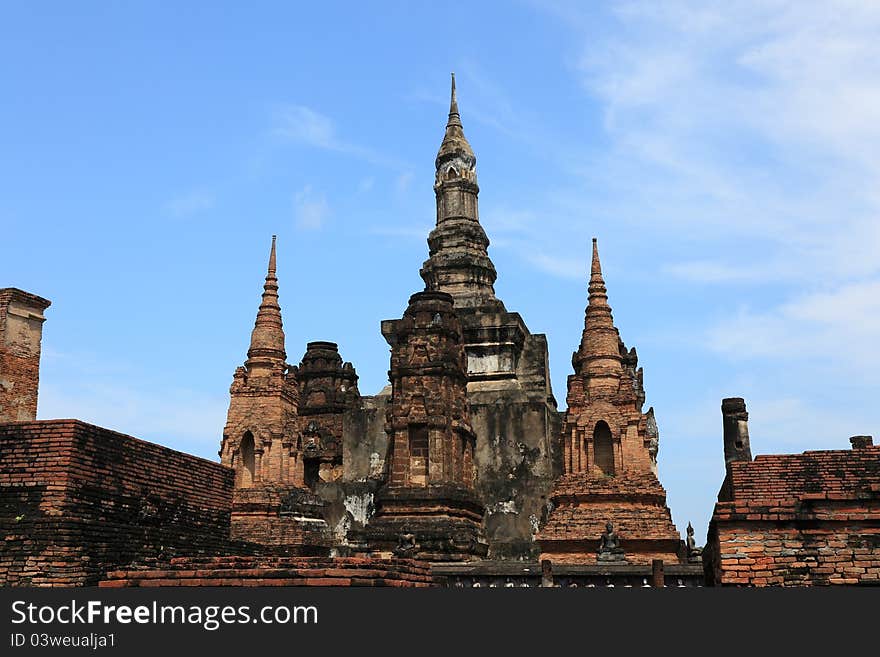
xmin=99 ymin=556 xmax=436 ymax=587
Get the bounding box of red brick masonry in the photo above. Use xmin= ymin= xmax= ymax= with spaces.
xmin=100 ymin=556 xmax=435 ymax=587
xmin=704 ymin=445 xmax=880 ymax=586
xmin=0 ymin=420 xmax=234 ymax=586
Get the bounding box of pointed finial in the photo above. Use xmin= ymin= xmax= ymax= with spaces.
xmin=587 ymin=237 xmax=609 ymax=308
xmin=247 ymin=234 xmax=286 ymax=366
xmin=268 ymin=235 xmax=277 ymax=276
xmin=450 ymin=72 xmax=458 ymax=115
xmin=446 ymin=72 xmax=462 ymax=128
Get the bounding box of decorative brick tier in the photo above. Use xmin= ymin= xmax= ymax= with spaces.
xmin=538 ymin=472 xmax=682 ymax=565
xmin=705 ymin=444 xmax=880 ymax=586
xmin=99 ymin=556 xmax=436 ymax=587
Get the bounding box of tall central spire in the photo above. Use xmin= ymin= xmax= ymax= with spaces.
xmin=421 ymin=74 xmax=501 ymax=310
xmin=247 ymin=235 xmax=287 ymax=368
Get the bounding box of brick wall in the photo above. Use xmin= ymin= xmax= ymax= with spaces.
xmin=705 ymin=445 xmax=880 ymax=586
xmin=0 ymin=420 xmax=235 ymax=586
xmin=705 ymin=516 xmax=880 ymax=586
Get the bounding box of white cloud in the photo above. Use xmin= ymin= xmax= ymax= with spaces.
xmin=164 ymin=189 xmax=215 ymax=217
xmin=707 ymin=280 xmax=880 ymax=380
xmin=569 ymin=0 xmax=880 ymax=279
xmin=746 ymin=396 xmax=871 ymax=452
xmin=524 ymin=2 xmax=880 ymax=382
xmin=293 ymin=185 xmax=329 ymax=230
xmin=395 ymin=171 xmax=414 ymax=194
xmin=523 ymin=250 xmax=586 ymax=281
xmin=273 ymin=105 xmax=337 ymax=148
xmin=273 ymin=104 xmax=407 ymax=169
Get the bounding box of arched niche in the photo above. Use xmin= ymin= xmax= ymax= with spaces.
xmin=240 ymin=431 xmax=256 ymax=488
xmin=593 ymin=421 xmax=615 ymax=476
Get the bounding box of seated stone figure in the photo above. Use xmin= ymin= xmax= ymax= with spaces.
xmin=686 ymin=522 xmax=703 ymax=562
xmin=597 ymin=521 xmax=626 ymax=562
xmin=393 ymin=532 xmax=417 ymax=558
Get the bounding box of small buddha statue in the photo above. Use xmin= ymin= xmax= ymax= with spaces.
xmin=393 ymin=532 xmax=417 ymax=558
xmin=597 ymin=520 xmax=626 ymax=562
xmin=686 ymin=522 xmax=703 ymax=563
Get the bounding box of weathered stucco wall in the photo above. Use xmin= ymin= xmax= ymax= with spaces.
xmin=466 ymin=327 xmax=562 ymax=559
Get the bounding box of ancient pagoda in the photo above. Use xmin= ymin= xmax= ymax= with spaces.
xmin=537 ymin=239 xmax=682 ymax=565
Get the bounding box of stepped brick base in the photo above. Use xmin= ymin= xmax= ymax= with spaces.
xmin=350 ymin=485 xmax=488 ymax=562
xmin=537 ymin=472 xmax=682 ymax=565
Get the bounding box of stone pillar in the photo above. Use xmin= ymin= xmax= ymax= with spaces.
xmin=541 ymin=559 xmax=554 ymax=588
xmin=652 ymin=559 xmax=665 ymax=588
xmin=0 ymin=288 xmax=51 ymax=423
xmin=721 ymin=397 xmax=752 ymax=465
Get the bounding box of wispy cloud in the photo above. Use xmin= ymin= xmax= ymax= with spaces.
xmin=293 ymin=185 xmax=329 ymax=230
xmin=273 ymin=104 xmax=408 ymax=169
xmin=395 ymin=171 xmax=414 ymax=194
xmin=568 ymin=0 xmax=880 ymax=280
xmin=521 ymin=1 xmax=880 ymax=360
xmin=39 ymin=382 xmax=226 ymax=458
xmin=706 ymin=279 xmax=880 ymax=381
xmin=523 ymin=250 xmax=586 ymax=281
xmin=164 ymin=189 xmax=215 ymax=217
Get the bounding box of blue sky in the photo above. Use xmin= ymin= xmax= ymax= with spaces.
xmin=3 ymin=1 xmax=879 ymax=540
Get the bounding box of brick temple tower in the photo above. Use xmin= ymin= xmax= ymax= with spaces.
xmin=537 ymin=239 xmax=681 ymax=565
xmin=220 ymin=236 xmax=300 ymax=488
xmin=417 ymin=74 xmax=560 ymax=559
xmin=292 ymin=341 xmax=360 ymax=488
xmin=220 ymin=237 xmax=330 ymax=550
xmin=0 ymin=288 xmax=51 ymax=423
xmin=354 ymin=290 xmax=487 ymax=561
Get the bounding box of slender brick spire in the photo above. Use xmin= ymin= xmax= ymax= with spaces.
xmin=421 ymin=74 xmax=501 ymax=310
xmin=577 ymin=238 xmax=621 ymax=370
xmin=589 ymin=237 xmax=609 ymax=309
xmin=246 ymin=235 xmax=287 ymax=367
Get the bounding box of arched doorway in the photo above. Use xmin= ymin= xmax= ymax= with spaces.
xmin=593 ymin=421 xmax=615 ymax=476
